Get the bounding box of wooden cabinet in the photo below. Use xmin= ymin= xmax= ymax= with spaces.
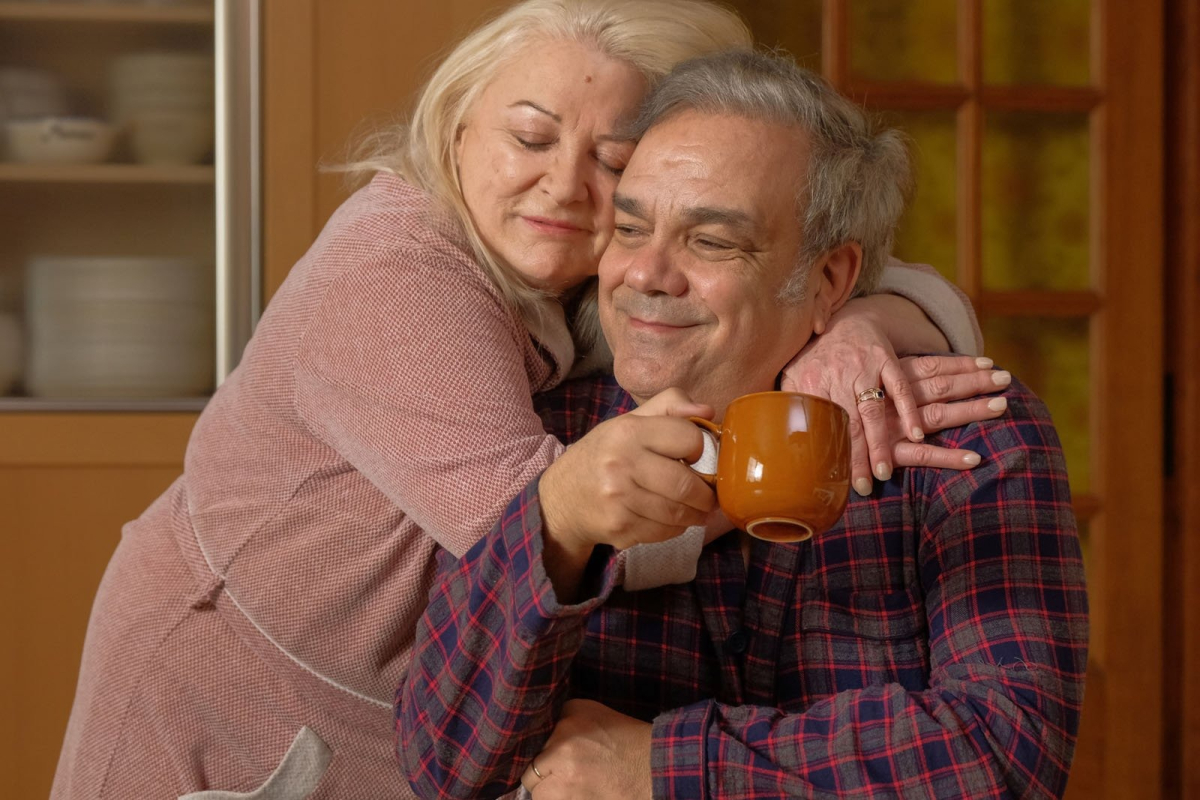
xmin=0 ymin=2 xmax=220 ymax=406
xmin=0 ymin=414 xmax=194 ymax=798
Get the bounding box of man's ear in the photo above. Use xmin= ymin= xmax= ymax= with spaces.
xmin=809 ymin=242 xmax=862 ymax=335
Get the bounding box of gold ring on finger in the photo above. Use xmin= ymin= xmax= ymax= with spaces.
xmin=856 ymin=387 xmax=886 ymax=404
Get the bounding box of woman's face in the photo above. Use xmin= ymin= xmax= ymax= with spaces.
xmin=456 ymin=39 xmax=646 ymax=294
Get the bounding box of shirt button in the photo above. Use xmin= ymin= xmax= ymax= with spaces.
xmin=725 ymin=630 xmax=750 ymax=655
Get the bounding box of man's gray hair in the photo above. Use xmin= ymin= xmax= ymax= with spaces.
xmin=627 ymin=49 xmax=912 ymax=300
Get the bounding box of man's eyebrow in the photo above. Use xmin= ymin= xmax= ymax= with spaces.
xmin=613 ymin=194 xmax=648 ymax=219
xmin=509 ymin=100 xmax=561 ymax=122
xmin=682 ymin=206 xmax=758 ymax=234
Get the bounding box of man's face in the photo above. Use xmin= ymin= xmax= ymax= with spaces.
xmin=598 ymin=110 xmax=817 ymax=415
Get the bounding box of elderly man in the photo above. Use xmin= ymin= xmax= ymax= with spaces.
xmin=398 ymin=50 xmax=1087 ymax=800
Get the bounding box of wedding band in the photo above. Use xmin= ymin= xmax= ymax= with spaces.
xmin=531 ymin=759 xmax=546 ymax=780
xmin=857 ymin=387 xmax=886 ymax=403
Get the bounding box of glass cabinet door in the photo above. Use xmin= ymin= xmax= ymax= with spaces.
xmin=726 ymin=2 xmax=1164 ymax=797
xmin=0 ymin=0 xmax=258 ymax=410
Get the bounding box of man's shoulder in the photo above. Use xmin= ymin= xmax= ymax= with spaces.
xmin=936 ymin=374 xmax=1061 ymax=452
xmin=534 ymin=374 xmax=633 ymax=444
xmin=914 ymin=373 xmax=1071 ymax=498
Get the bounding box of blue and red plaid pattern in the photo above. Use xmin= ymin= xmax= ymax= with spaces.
xmin=398 ymin=375 xmax=1088 ymax=799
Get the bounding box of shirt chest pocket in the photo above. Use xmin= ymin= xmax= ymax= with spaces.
xmin=796 ymin=587 xmax=931 ymax=698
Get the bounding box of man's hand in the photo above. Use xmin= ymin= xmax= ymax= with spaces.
xmin=520 ymin=699 xmax=653 ymax=800
xmin=538 ymin=389 xmax=717 ymax=599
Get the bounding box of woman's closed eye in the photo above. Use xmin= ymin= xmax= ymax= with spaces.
xmin=513 ymin=133 xmax=553 ymax=151
xmin=598 ymin=159 xmax=625 ymax=177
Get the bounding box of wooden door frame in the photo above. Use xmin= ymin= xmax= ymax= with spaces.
xmin=1163 ymin=0 xmax=1200 ymax=796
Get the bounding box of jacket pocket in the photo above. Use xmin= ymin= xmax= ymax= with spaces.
xmin=179 ymin=726 xmax=332 ymax=800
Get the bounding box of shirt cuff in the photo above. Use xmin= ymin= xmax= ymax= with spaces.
xmin=650 ymin=701 xmax=714 ymax=799
xmin=505 ymin=477 xmax=624 ymax=641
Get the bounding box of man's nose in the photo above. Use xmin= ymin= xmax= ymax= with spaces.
xmin=623 ymin=242 xmax=688 ymax=296
xmin=541 ymin=148 xmax=590 ymax=205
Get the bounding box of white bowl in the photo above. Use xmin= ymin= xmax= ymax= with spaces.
xmin=0 ymin=67 xmax=68 ymax=156
xmin=5 ymin=118 xmax=117 ymax=165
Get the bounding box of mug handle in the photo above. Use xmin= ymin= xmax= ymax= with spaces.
xmin=688 ymin=417 xmax=721 ymax=488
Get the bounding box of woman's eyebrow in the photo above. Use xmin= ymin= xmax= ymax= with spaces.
xmin=508 ymin=100 xmax=560 ymax=121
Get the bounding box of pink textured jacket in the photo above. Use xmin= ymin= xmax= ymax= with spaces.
xmin=52 ymin=173 xmax=980 ymax=800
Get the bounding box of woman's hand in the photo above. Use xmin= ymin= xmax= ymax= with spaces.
xmin=781 ymin=306 xmax=921 ymax=493
xmin=782 ymin=320 xmax=1009 ymax=495
xmin=884 ymin=354 xmax=1011 ymax=477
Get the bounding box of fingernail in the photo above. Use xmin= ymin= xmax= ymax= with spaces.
xmin=854 ymin=478 xmax=873 ymax=496
xmin=987 ymin=397 xmax=1008 ymax=412
xmin=962 ymin=452 xmax=981 ymax=466
xmin=975 ymin=357 xmax=994 ymax=369
xmin=911 ymin=427 xmax=925 ymax=441
xmin=874 ymin=462 xmax=892 ymax=481
xmin=991 ymin=370 xmax=1011 ymax=386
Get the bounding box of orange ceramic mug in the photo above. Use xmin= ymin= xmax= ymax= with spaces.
xmin=690 ymin=391 xmax=851 ymax=542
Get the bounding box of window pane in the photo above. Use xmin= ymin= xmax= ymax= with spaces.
xmin=982 ymin=112 xmax=1090 ymax=290
xmin=889 ymin=111 xmax=957 ymax=281
xmin=983 ymin=316 xmax=1091 ymax=493
xmin=729 ymin=0 xmax=822 ymax=72
xmin=983 ymin=0 xmax=1091 ymax=86
xmin=851 ymin=0 xmax=957 ymax=84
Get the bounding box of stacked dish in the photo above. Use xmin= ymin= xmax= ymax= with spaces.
xmin=110 ymin=52 xmax=214 ymax=165
xmin=24 ymin=256 xmax=215 ymax=398
xmin=0 ymin=67 xmax=68 ymax=158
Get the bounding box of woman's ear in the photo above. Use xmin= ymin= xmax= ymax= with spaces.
xmin=809 ymin=242 xmax=862 ymax=335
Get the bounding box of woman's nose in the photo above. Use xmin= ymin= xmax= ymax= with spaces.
xmin=541 ymin=149 xmax=590 ymax=205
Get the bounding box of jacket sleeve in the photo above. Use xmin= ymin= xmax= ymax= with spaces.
xmin=294 ymin=246 xmax=706 ymax=593
xmin=397 ymin=477 xmax=618 ymax=799
xmin=293 ymin=250 xmax=566 ymax=558
xmin=875 ymin=257 xmax=984 ymax=356
xmin=649 ymin=389 xmax=1088 ymax=799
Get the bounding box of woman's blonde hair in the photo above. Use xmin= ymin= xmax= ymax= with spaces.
xmin=344 ymin=0 xmax=752 ymax=320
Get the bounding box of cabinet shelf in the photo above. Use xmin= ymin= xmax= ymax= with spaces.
xmin=0 ymin=396 xmax=210 ymax=415
xmin=0 ymin=2 xmax=212 ymax=25
xmin=0 ymin=162 xmax=214 ymax=185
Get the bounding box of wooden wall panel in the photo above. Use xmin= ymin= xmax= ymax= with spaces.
xmin=1164 ymin=0 xmax=1200 ymax=796
xmin=263 ymin=0 xmax=508 ymax=300
xmin=1094 ymin=0 xmax=1165 ymax=791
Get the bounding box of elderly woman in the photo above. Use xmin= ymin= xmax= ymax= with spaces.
xmin=52 ymin=1 xmax=994 ymax=798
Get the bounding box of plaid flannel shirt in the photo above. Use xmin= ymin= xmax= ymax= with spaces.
xmin=398 ymin=374 xmax=1088 ymax=799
